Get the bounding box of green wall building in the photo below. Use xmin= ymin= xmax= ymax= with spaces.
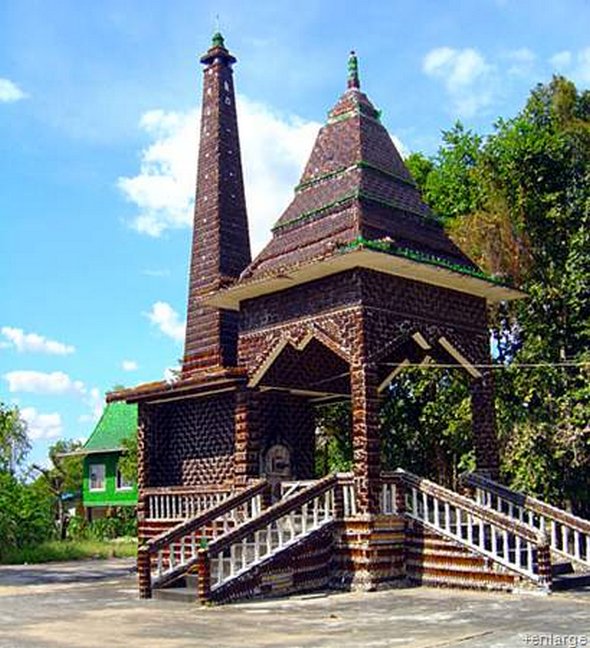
xmin=81 ymin=401 xmax=138 ymax=519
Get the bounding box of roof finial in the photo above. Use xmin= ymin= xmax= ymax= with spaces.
xmin=347 ymin=50 xmax=360 ymax=89
xmin=212 ymin=30 xmax=225 ymax=49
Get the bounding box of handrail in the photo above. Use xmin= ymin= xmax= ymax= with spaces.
xmin=386 ymin=470 xmax=540 ymax=542
xmin=146 ymin=480 xmax=267 ymax=553
xmin=199 ymin=473 xmax=341 ymax=600
xmin=143 ymin=484 xmax=231 ymax=495
xmin=142 ymin=485 xmax=233 ymax=520
xmin=137 ymin=479 xmax=268 ymax=596
xmin=383 ymin=469 xmax=551 ymax=585
xmin=462 ymin=472 xmax=590 ymax=566
xmin=209 ymin=473 xmax=338 ymax=555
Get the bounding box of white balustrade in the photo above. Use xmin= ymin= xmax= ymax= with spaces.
xmin=464 ymin=473 xmax=590 ymax=567
xmin=208 ymin=482 xmax=337 ymax=593
xmin=146 ymin=490 xmax=231 ymax=520
xmin=342 ymin=481 xmax=357 ymax=517
xmin=380 ymin=471 xmax=545 ymax=582
xmin=148 ymin=487 xmax=266 ymax=587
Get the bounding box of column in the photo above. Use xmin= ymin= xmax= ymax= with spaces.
xmin=470 ymin=369 xmax=500 ymax=479
xmin=350 ymin=360 xmax=381 ymax=514
xmin=233 ymin=388 xmax=261 ymax=487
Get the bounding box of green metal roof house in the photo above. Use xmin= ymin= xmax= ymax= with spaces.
xmin=81 ymin=401 xmax=138 ymax=519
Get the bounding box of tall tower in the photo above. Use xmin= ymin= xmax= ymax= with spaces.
xmin=182 ymin=33 xmax=251 ymax=376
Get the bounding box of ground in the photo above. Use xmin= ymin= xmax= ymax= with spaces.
xmin=0 ymin=559 xmax=588 ymax=647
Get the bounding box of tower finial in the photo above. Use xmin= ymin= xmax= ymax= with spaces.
xmin=347 ymin=50 xmax=360 ymax=89
xmin=212 ymin=30 xmax=225 ymax=49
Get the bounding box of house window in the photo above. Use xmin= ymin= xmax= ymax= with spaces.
xmin=89 ymin=464 xmax=106 ymax=491
xmin=116 ymin=467 xmax=133 ymax=491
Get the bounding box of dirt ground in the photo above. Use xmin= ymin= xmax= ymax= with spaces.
xmin=0 ymin=559 xmax=588 ymax=647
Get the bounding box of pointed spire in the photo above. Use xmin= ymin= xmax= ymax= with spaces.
xmin=183 ymin=34 xmax=251 ymax=375
xmin=347 ymin=50 xmax=360 ymax=89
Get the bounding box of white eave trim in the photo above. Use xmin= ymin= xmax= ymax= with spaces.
xmin=205 ymin=248 xmax=525 ymax=310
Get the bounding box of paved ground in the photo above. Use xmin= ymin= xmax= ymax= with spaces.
xmin=0 ymin=559 xmax=588 ymax=648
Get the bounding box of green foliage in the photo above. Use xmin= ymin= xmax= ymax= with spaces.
xmin=0 ymin=472 xmax=55 ymax=560
xmin=315 ymin=403 xmax=353 ymax=475
xmin=409 ymin=75 xmax=590 ymax=514
xmin=31 ymin=439 xmax=84 ymax=540
xmin=0 ymin=538 xmax=137 ymax=565
xmin=409 ymin=122 xmax=485 ymax=222
xmin=118 ymin=434 xmax=138 ymax=484
xmin=67 ymin=509 xmax=137 ymax=541
xmin=0 ymin=402 xmax=30 ymax=475
xmin=380 ymin=369 xmax=474 ymax=489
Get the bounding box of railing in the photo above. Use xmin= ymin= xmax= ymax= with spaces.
xmin=199 ymin=474 xmax=340 ymax=600
xmin=280 ymin=480 xmax=318 ymax=500
xmin=382 ymin=469 xmax=552 ymax=586
xmin=137 ymin=480 xmax=268 ymax=596
xmin=339 ymin=473 xmax=356 ymax=517
xmin=462 ymin=472 xmax=590 ymax=568
xmin=143 ymin=485 xmax=232 ymax=520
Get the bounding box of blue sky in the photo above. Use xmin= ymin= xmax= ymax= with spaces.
xmin=1 ymin=0 xmax=588 ymax=465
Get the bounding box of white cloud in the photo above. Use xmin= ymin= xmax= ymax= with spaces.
xmin=122 ymin=359 xmax=138 ymax=371
xmin=87 ymin=387 xmax=103 ymax=420
xmin=1 ymin=326 xmax=75 ymax=355
xmin=505 ymin=48 xmax=536 ymax=76
xmin=0 ymin=78 xmax=27 ymax=103
xmin=549 ymin=47 xmax=590 ymax=85
xmin=550 ymin=51 xmax=572 ymax=69
xmin=78 ymin=387 xmax=104 ymax=424
xmin=4 ymin=370 xmax=85 ymax=395
xmin=118 ymin=97 xmax=321 ymax=252
xmin=145 ymin=301 xmax=185 ymax=342
xmin=20 ymin=407 xmax=63 ymax=440
xmin=576 ymin=47 xmax=590 ymax=84
xmin=423 ymin=47 xmax=495 ymax=118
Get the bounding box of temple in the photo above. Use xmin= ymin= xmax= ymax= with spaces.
xmin=109 ymin=36 xmax=589 ymax=603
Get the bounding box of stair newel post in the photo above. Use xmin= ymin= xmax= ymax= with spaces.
xmin=197 ymin=548 xmax=211 ymax=603
xmin=137 ymin=545 xmax=152 ymax=599
xmin=261 ymin=481 xmax=273 ymax=511
xmin=393 ymin=474 xmax=406 ymax=516
xmin=334 ymin=478 xmax=345 ymax=519
xmin=536 ymin=533 xmax=553 ymax=591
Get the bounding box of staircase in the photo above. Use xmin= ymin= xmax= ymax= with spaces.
xmin=461 ymin=472 xmax=590 ymax=592
xmin=137 ymin=470 xmax=590 ymax=604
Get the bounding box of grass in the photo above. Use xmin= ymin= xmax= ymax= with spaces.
xmin=0 ymin=538 xmax=137 ymax=565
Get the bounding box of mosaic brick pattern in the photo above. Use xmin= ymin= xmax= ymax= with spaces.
xmin=242 ymin=84 xmax=476 ymax=279
xmin=147 ymin=394 xmax=236 ymax=488
xmin=182 ymin=38 xmax=251 ymax=375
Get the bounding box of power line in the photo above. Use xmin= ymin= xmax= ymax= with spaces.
xmin=380 ymin=361 xmax=588 ymax=369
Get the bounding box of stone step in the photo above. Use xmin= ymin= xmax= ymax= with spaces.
xmin=184 ymin=574 xmax=199 ymax=590
xmin=552 ymin=561 xmax=574 ymax=576
xmin=153 ymin=586 xmax=196 ymax=603
xmin=552 ymin=572 xmax=590 ymax=591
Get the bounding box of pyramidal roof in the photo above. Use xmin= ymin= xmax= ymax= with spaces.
xmin=240 ymin=52 xmax=478 ymax=282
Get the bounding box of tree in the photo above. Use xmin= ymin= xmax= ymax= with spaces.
xmin=118 ymin=434 xmax=138 ymax=484
xmin=407 ymin=76 xmax=590 ymax=514
xmin=0 ymin=472 xmax=55 ymax=559
xmin=31 ymin=439 xmax=83 ymax=540
xmin=0 ymin=402 xmax=30 ymax=475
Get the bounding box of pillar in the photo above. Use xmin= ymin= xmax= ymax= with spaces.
xmin=470 ymin=369 xmax=500 ymax=479
xmin=233 ymin=388 xmax=261 ymax=487
xmin=350 ymin=360 xmax=381 ymax=514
